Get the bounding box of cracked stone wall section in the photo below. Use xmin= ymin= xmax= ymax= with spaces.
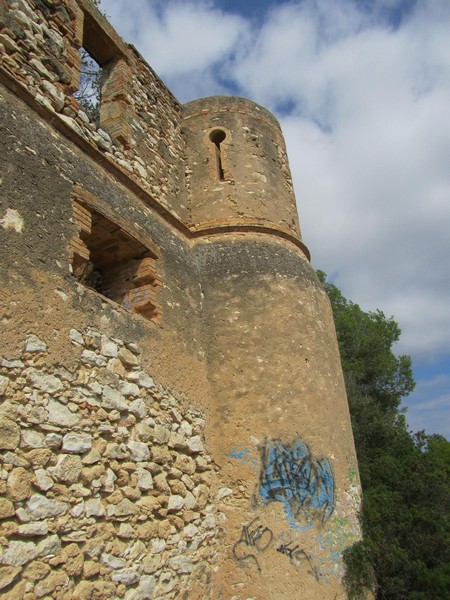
xmin=0 ymin=0 xmax=187 ymax=222
xmin=0 ymin=329 xmax=223 ymax=600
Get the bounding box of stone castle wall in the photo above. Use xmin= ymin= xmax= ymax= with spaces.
xmin=0 ymin=328 xmax=220 ymax=599
xmin=0 ymin=76 xmax=220 ymax=598
xmin=0 ymin=1 xmax=363 ymax=599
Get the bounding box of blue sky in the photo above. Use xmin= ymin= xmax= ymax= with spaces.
xmin=100 ymin=0 xmax=450 ymax=439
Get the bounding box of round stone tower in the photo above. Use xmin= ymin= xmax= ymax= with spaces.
xmin=183 ymin=97 xmax=363 ymax=599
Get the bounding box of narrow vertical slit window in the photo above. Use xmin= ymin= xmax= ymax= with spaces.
xmin=210 ymin=129 xmax=226 ymax=181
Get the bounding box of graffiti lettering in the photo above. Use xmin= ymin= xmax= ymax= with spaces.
xmin=277 ymin=540 xmax=320 ymax=581
xmin=258 ymin=438 xmax=335 ymax=531
xmin=233 ymin=517 xmax=273 ymax=572
xmin=277 ymin=541 xmax=303 ymax=560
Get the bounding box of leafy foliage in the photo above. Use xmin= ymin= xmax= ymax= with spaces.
xmin=317 ymin=271 xmax=450 ymax=599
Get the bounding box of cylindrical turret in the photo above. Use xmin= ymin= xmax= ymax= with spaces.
xmin=183 ymin=96 xmax=303 ymax=243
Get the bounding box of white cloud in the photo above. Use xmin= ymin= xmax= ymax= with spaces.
xmin=101 ymin=0 xmax=249 ymax=98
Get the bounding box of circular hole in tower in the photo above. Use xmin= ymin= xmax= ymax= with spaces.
xmin=209 ymin=129 xmax=226 ymax=144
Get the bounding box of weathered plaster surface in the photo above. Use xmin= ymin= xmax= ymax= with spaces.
xmin=0 ymin=1 xmax=362 ymax=598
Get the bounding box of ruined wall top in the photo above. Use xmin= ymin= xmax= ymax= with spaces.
xmin=0 ymin=0 xmax=308 ymax=257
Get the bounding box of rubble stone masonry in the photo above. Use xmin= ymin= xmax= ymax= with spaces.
xmin=0 ymin=1 xmax=363 ymax=598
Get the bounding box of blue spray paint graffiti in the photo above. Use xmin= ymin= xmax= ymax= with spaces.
xmin=258 ymin=438 xmax=334 ymax=531
xmin=227 ymin=447 xmax=259 ymax=472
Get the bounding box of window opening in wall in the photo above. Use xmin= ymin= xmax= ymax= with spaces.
xmin=73 ymin=6 xmax=120 ymax=124
xmin=73 ymin=47 xmax=102 ymax=122
xmin=209 ymin=129 xmax=227 ymax=181
xmin=70 ymin=200 xmax=161 ymax=321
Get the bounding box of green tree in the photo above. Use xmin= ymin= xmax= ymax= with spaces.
xmin=317 ymin=272 xmax=450 ymax=599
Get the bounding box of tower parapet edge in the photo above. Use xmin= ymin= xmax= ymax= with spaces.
xmin=183 ymin=96 xmax=305 ymax=247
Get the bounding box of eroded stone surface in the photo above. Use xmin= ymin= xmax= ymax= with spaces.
xmin=0 ymin=418 xmax=20 ymax=450
xmin=0 ymin=324 xmax=217 ymax=599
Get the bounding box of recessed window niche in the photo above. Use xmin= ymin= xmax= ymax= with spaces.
xmin=70 ymin=198 xmax=160 ymax=321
